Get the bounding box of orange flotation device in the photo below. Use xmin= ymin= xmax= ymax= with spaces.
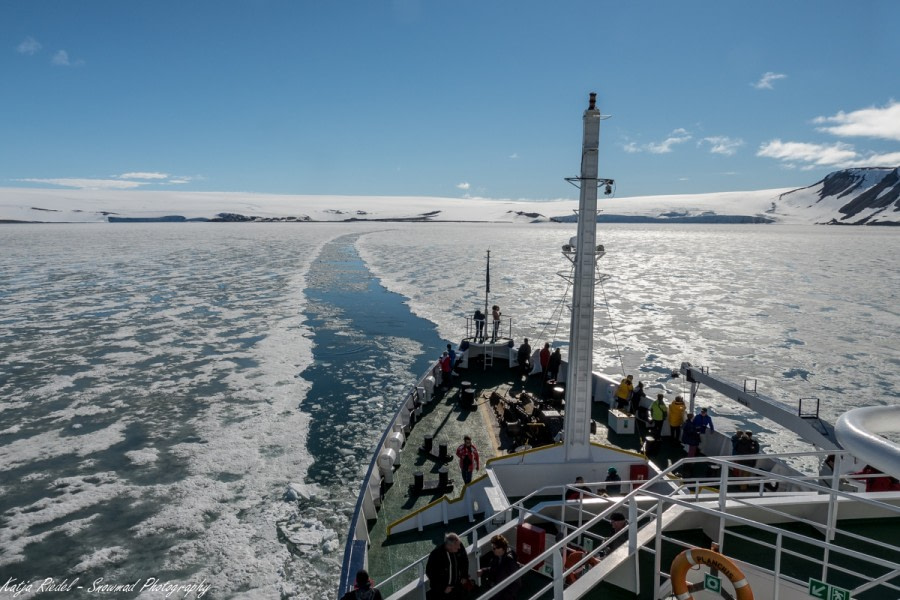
xmin=564 ymin=548 xmax=600 ymax=585
xmin=670 ymin=548 xmax=753 ymax=600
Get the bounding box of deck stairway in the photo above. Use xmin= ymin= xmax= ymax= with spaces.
xmin=375 ymin=451 xmax=900 ymax=600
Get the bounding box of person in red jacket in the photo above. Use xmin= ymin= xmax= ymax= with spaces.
xmin=539 ymin=342 xmax=551 ymax=381
xmin=456 ymin=436 xmax=480 ymax=484
xmin=440 ymin=351 xmax=452 ymax=389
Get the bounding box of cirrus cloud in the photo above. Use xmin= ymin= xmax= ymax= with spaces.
xmin=753 ymin=72 xmax=787 ymax=90
xmin=117 ymin=172 xmax=169 ymax=180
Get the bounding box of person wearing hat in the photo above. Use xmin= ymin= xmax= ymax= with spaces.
xmin=731 ymin=429 xmax=744 ymax=455
xmin=605 ymin=512 xmax=628 ymax=555
xmin=604 ymin=466 xmax=622 ymax=495
xmin=340 ymin=569 xmax=383 ymax=600
xmin=692 ymin=407 xmax=715 ymax=434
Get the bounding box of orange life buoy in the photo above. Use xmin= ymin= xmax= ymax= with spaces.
xmin=564 ymin=548 xmax=600 ymax=585
xmin=670 ymin=548 xmax=753 ymax=600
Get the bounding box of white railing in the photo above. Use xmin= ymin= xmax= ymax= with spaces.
xmin=378 ymin=449 xmax=900 ymax=600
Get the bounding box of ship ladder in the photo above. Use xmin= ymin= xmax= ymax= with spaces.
xmin=484 ymin=341 xmax=494 ymax=370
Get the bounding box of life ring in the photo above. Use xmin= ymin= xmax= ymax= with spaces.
xmin=670 ymin=548 xmax=753 ymax=600
xmin=564 ymin=549 xmax=600 ymax=585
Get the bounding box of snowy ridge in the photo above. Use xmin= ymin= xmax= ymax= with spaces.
xmin=777 ymin=167 xmax=900 ymax=225
xmin=1 ymin=168 xmax=899 ymax=225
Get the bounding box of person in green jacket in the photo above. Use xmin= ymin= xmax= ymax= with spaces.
xmin=650 ymin=393 xmax=668 ymax=439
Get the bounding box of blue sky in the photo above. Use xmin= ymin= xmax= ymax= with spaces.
xmin=3 ymin=1 xmax=899 ymax=200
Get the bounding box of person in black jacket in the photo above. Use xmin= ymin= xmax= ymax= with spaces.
xmin=547 ymin=348 xmax=562 ymax=381
xmin=477 ymin=534 xmax=520 ymax=600
xmin=517 ymin=338 xmax=532 ymax=381
xmin=426 ymin=533 xmax=471 ymax=599
xmin=340 ymin=570 xmax=383 ymax=600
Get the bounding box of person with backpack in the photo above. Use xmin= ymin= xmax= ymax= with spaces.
xmin=340 ymin=570 xmax=383 ymax=600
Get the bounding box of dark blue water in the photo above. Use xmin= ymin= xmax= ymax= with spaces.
xmin=302 ymin=234 xmax=446 ymax=487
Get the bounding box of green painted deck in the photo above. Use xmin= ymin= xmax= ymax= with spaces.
xmin=364 ymin=355 xmax=689 ymax=597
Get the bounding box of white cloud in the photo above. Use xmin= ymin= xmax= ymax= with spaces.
xmin=16 ymin=37 xmax=42 ymax=55
xmin=117 ymin=172 xmax=169 ymax=180
xmin=701 ymin=136 xmax=744 ymax=156
xmin=813 ymin=101 xmax=900 ymax=142
xmin=647 ymin=129 xmax=692 ymax=154
xmin=753 ymin=72 xmax=787 ymax=90
xmin=757 ymin=139 xmax=857 ymax=167
xmin=625 ymin=130 xmax=692 ymax=154
xmin=509 ymin=153 xmax=519 ymax=159
xmin=758 ymin=138 xmax=900 ymax=170
xmin=858 ymin=151 xmax=900 ymax=167
xmin=16 ymin=178 xmax=146 ymax=190
xmin=456 ymin=182 xmax=470 ymax=191
xmin=51 ymin=50 xmax=84 ymax=67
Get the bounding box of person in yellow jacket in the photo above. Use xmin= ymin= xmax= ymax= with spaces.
xmin=650 ymin=393 xmax=667 ymax=438
xmin=615 ymin=375 xmax=633 ymax=411
xmin=668 ymin=396 xmax=686 ymax=443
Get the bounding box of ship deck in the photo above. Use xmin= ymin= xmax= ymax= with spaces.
xmin=365 ymin=352 xmax=688 ymax=596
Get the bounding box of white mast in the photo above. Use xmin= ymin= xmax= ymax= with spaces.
xmin=563 ymin=93 xmax=603 ymax=461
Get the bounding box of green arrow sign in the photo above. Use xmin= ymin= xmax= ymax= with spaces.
xmin=808 ymin=578 xmax=828 ymax=599
xmin=704 ymin=573 xmax=721 ymax=592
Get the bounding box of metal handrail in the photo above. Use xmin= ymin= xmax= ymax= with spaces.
xmin=378 ymin=449 xmax=900 ymax=600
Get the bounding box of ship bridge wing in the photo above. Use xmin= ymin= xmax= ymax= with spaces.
xmin=680 ymin=362 xmax=842 ymax=452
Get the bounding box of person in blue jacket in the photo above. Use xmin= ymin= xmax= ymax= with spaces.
xmin=692 ymin=407 xmax=714 ymax=434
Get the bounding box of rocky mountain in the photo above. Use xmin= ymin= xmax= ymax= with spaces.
xmin=776 ymin=167 xmax=900 ymax=225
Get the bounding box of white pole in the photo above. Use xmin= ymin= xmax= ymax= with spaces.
xmin=563 ymin=93 xmax=602 ymax=461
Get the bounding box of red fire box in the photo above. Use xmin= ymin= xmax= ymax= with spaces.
xmin=516 ymin=522 xmax=546 ymax=568
xmin=630 ymin=464 xmax=649 ymax=489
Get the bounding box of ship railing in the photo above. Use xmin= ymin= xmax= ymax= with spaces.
xmin=378 ymin=449 xmax=900 ymax=600
xmin=643 ymin=451 xmax=900 ymax=600
xmin=374 ymin=476 xmax=655 ymax=600
xmin=463 ymin=315 xmax=513 ymax=343
xmin=337 ymin=358 xmax=441 ymax=598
